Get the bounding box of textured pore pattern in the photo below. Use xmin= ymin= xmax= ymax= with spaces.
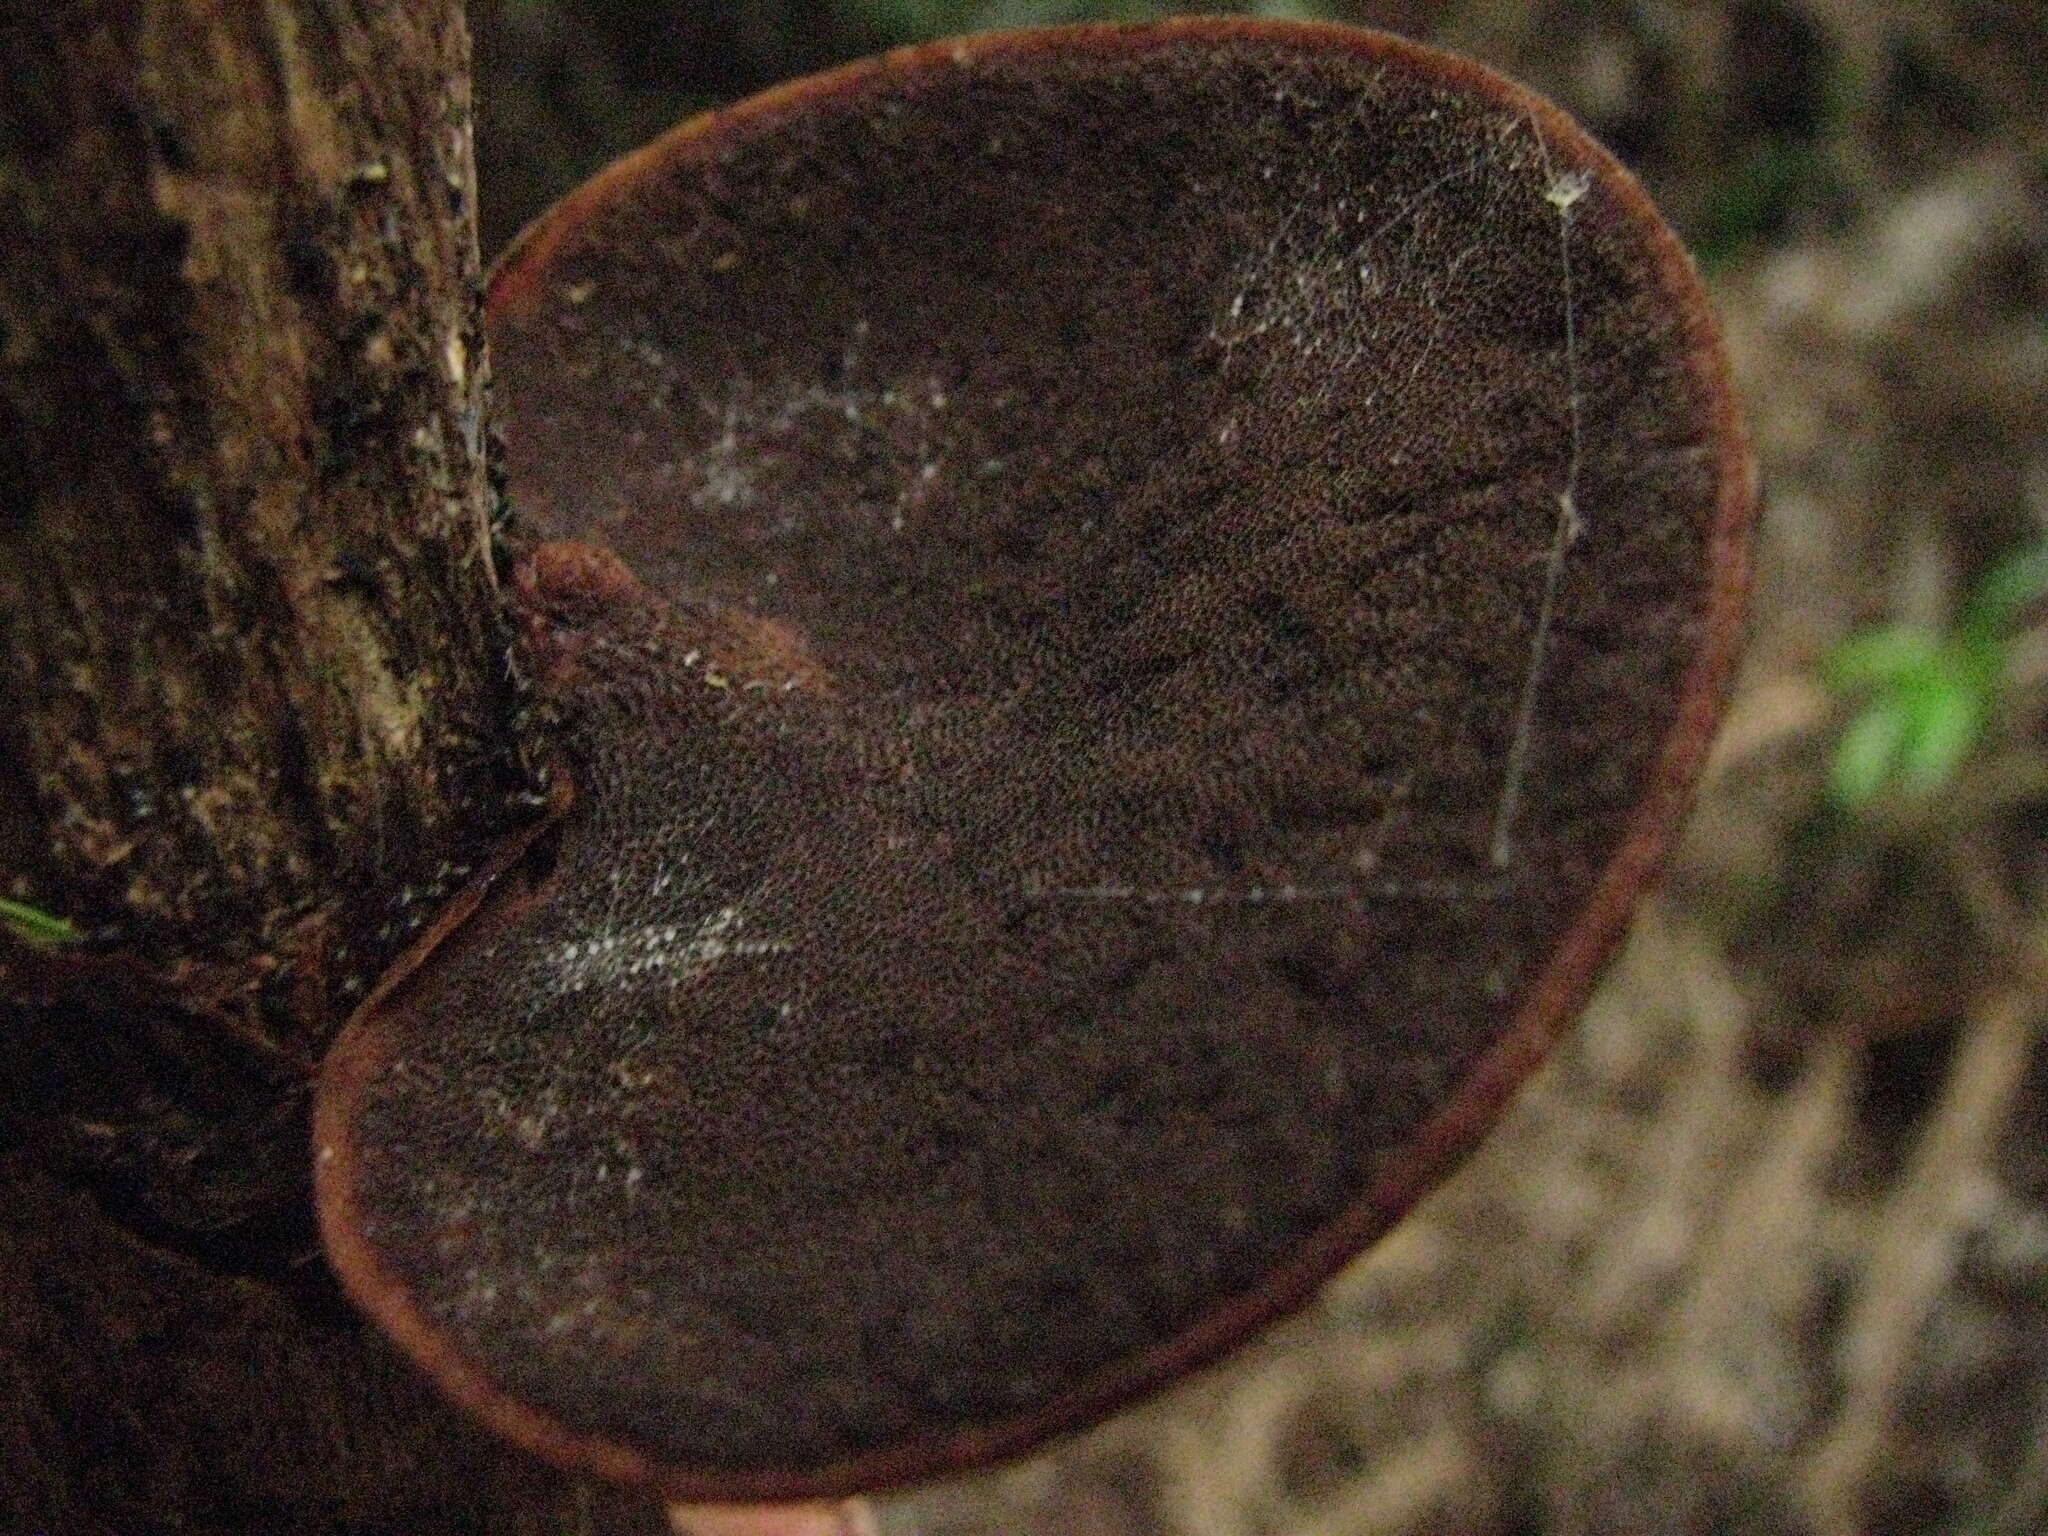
xmin=334 ymin=24 xmax=1738 ymax=1490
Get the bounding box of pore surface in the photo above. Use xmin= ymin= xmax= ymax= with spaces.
xmin=332 ymin=23 xmax=1738 ymax=1493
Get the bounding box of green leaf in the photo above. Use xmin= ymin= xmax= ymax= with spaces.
xmin=1963 ymin=538 xmax=2048 ymax=638
xmin=1823 ymin=533 xmax=2045 ymax=812
xmin=1893 ymin=664 xmax=1988 ymax=790
xmin=1829 ymin=697 xmax=1914 ymax=809
xmin=1822 ymin=624 xmax=1941 ymax=693
xmin=0 ymin=896 xmax=81 ymax=948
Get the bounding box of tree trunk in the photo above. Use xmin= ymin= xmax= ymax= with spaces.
xmin=0 ymin=4 xmax=658 ymax=1529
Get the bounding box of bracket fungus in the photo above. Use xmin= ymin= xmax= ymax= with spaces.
xmin=315 ymin=18 xmax=1753 ymax=1504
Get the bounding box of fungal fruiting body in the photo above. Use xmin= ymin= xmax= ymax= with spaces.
xmin=315 ymin=20 xmax=1752 ymax=1502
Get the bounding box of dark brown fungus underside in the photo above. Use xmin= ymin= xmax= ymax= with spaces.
xmin=315 ymin=19 xmax=1752 ymax=1503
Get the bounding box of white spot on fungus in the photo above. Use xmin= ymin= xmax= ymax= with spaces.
xmin=545 ymin=906 xmax=792 ymax=1000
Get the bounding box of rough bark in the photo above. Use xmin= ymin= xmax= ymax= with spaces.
xmin=0 ymin=4 xmax=657 ymax=1530
xmin=0 ymin=2 xmax=514 ymax=1001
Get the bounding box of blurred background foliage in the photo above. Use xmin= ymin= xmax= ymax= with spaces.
xmin=470 ymin=4 xmax=2047 ymax=1532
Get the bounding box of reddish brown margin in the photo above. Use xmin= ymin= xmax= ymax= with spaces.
xmin=317 ymin=15 xmax=1757 ymax=1503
